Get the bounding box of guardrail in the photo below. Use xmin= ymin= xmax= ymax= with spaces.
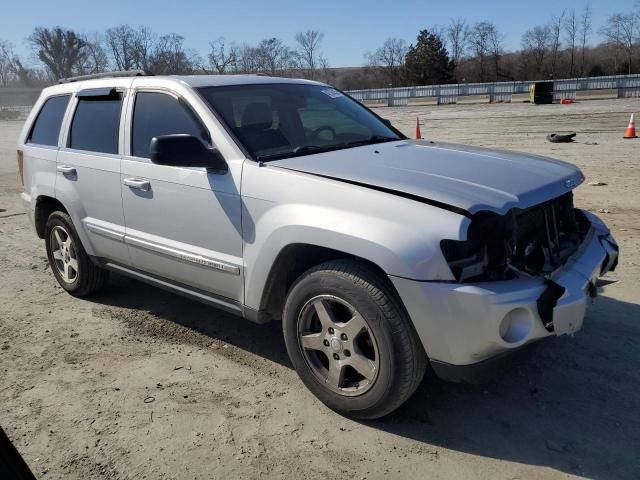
xmin=0 ymin=105 xmax=32 ymax=121
xmin=346 ymin=74 xmax=640 ymax=106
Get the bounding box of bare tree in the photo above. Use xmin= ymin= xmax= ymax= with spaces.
xmin=470 ymin=22 xmax=502 ymax=81
xmin=549 ymin=10 xmax=566 ymax=78
xmin=565 ymin=9 xmax=578 ymax=76
xmin=105 ymin=25 xmax=137 ymax=71
xmin=208 ymin=37 xmax=237 ymax=73
xmin=295 ymin=29 xmax=325 ymax=79
xmin=317 ymin=54 xmax=333 ymax=83
xmin=255 ymin=37 xmax=294 ymax=75
xmin=601 ymin=12 xmax=639 ymax=74
xmin=11 ymin=58 xmax=33 ymax=87
xmin=0 ymin=41 xmax=15 ymax=86
xmin=487 ymin=22 xmax=505 ymax=79
xmin=132 ymin=26 xmax=156 ymax=71
xmin=81 ymin=33 xmax=109 ymax=74
xmin=364 ymin=37 xmax=408 ymax=87
xmin=29 ymin=27 xmax=89 ymax=80
xmin=579 ymin=3 xmax=592 ymax=75
xmin=522 ymin=25 xmax=551 ymax=76
xmin=150 ymin=33 xmax=198 ymax=74
xmin=447 ymin=17 xmax=471 ymax=69
xmin=234 ymin=44 xmax=260 ymax=73
xmin=106 ymin=25 xmax=156 ymax=71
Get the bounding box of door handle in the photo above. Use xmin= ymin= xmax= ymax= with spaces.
xmin=123 ymin=177 xmax=151 ymax=191
xmin=57 ymin=165 xmax=76 ymax=176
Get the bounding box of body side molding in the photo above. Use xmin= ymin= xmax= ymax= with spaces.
xmin=103 ymin=262 xmax=243 ymax=314
xmin=84 ymin=221 xmax=241 ymax=275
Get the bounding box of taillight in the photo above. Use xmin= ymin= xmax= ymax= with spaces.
xmin=17 ymin=150 xmax=24 ymax=186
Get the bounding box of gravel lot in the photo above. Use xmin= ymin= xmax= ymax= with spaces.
xmin=0 ymin=98 xmax=639 ymax=479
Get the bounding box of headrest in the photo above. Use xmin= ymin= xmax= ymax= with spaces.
xmin=241 ymin=102 xmax=273 ymax=130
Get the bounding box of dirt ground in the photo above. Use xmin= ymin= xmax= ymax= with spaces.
xmin=0 ymin=98 xmax=639 ymax=480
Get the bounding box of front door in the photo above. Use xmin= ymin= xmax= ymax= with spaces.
xmin=121 ymin=90 xmax=243 ymax=302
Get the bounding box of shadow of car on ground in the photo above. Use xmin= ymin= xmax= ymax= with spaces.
xmin=92 ymin=276 xmax=640 ymax=480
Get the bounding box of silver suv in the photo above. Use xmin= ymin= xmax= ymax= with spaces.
xmin=18 ymin=72 xmax=618 ymax=419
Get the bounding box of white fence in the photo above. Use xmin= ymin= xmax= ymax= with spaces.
xmin=346 ymin=74 xmax=640 ymax=106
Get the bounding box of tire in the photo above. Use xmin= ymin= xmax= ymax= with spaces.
xmin=283 ymin=259 xmax=427 ymax=419
xmin=44 ymin=211 xmax=109 ymax=296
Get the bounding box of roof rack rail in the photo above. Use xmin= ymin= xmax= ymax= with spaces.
xmin=58 ymin=70 xmax=153 ymax=84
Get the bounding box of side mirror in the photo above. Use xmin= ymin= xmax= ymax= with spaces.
xmin=382 ymin=119 xmax=393 ymax=128
xmin=149 ymin=134 xmax=227 ymax=172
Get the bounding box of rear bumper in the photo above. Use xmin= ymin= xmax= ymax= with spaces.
xmin=20 ymin=191 xmax=35 ymax=226
xmin=390 ymin=211 xmax=618 ymax=379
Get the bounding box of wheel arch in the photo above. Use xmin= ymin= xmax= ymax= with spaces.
xmin=256 ymin=243 xmax=401 ymax=322
xmin=34 ymin=195 xmax=68 ymax=239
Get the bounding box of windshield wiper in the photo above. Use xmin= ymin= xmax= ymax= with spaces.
xmin=344 ymin=135 xmax=398 ymax=147
xmin=255 ymin=145 xmax=332 ymax=162
xmin=255 ymin=136 xmax=399 ymax=162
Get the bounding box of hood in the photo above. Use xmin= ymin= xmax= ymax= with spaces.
xmin=269 ymin=140 xmax=584 ymax=216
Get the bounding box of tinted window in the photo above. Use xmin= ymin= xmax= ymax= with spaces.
xmin=28 ymin=95 xmax=70 ymax=146
xmin=69 ymin=94 xmax=123 ymax=154
xmin=132 ymin=92 xmax=208 ymax=158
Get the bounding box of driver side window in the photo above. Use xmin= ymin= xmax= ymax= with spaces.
xmin=131 ymin=91 xmax=209 ymax=159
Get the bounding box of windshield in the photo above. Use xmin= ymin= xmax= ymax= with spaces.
xmin=197 ymin=83 xmax=402 ymax=161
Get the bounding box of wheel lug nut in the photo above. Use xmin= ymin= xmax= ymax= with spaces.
xmin=344 ymin=349 xmax=351 ymax=357
xmin=333 ymin=353 xmax=339 ymax=360
xmin=328 ymin=327 xmax=334 ymax=334
xmin=323 ymin=339 xmax=330 ymax=347
xmin=340 ymin=333 xmax=348 ymax=341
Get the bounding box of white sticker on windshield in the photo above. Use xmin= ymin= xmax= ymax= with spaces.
xmin=321 ymin=88 xmax=344 ymax=99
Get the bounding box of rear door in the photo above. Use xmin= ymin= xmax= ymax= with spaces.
xmin=121 ymin=87 xmax=243 ymax=302
xmin=55 ymin=80 xmax=131 ymax=264
xmin=20 ymin=93 xmax=71 ymax=213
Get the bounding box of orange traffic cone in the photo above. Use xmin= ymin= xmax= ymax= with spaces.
xmin=623 ymin=113 xmax=637 ymax=139
xmin=415 ymin=117 xmax=422 ymax=139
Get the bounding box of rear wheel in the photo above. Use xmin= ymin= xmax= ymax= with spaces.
xmin=283 ymin=259 xmax=427 ymax=419
xmin=45 ymin=211 xmax=108 ymax=296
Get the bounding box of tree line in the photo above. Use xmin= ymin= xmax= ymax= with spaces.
xmin=365 ymin=3 xmax=640 ymax=88
xmin=0 ymin=26 xmax=330 ymax=87
xmin=0 ymin=3 xmax=638 ymax=90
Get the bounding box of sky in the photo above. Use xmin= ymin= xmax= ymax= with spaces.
xmin=1 ymin=0 xmax=638 ymax=68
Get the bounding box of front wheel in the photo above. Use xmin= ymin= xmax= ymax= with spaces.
xmin=283 ymin=260 xmax=427 ymax=419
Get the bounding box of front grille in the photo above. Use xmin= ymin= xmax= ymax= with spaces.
xmin=510 ymin=192 xmax=586 ymax=274
xmin=443 ymin=192 xmax=589 ymax=282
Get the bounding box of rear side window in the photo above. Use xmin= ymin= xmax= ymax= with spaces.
xmin=69 ymin=92 xmax=123 ymax=154
xmin=28 ymin=95 xmax=70 ymax=146
xmin=131 ymin=92 xmax=208 ymax=158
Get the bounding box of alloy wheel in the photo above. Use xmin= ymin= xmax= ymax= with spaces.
xmin=297 ymin=295 xmax=380 ymax=396
xmin=50 ymin=225 xmax=79 ymax=284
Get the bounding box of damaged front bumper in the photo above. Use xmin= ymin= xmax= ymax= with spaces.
xmin=390 ymin=211 xmax=618 ymax=382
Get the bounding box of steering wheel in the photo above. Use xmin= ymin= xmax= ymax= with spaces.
xmin=308 ymin=125 xmax=337 ymax=143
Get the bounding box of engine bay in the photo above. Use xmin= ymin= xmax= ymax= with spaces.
xmin=441 ymin=192 xmax=591 ymax=282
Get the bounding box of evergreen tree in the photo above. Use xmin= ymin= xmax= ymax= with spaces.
xmin=404 ymin=30 xmax=455 ymax=85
